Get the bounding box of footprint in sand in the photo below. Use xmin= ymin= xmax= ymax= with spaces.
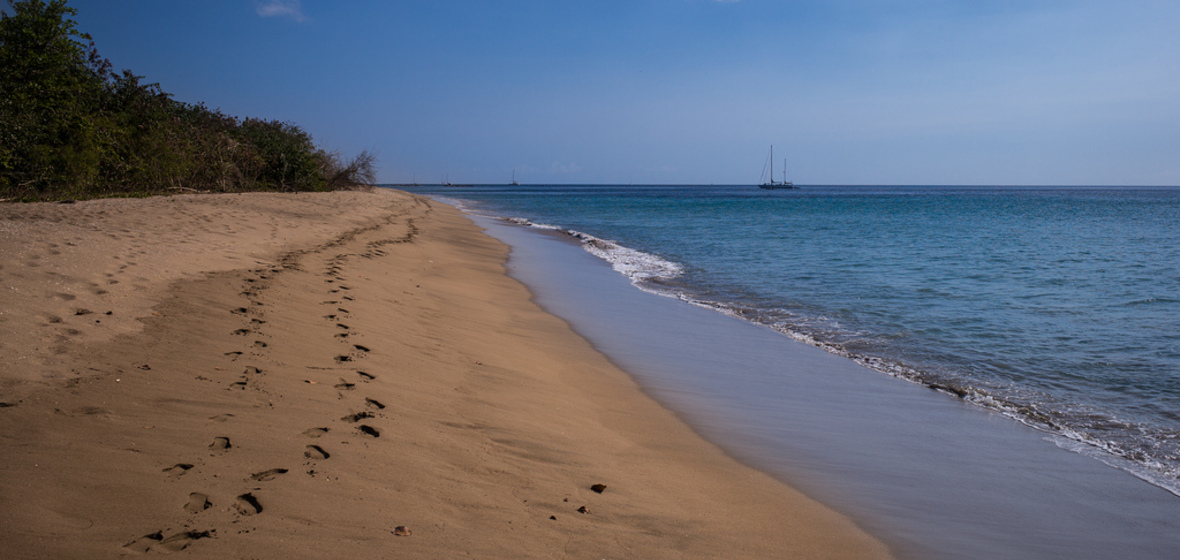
xmin=357 ymin=371 xmax=375 ymax=381
xmin=364 ymin=397 xmax=385 ymax=409
xmin=209 ymin=437 xmax=231 ymax=450
xmin=184 ymin=492 xmax=211 ymax=513
xmin=162 ymin=463 xmax=194 ymax=477
xmin=234 ymin=493 xmax=263 ymax=516
xmin=304 ymin=445 xmax=330 ymax=460
xmin=334 ymin=344 xmax=370 ymax=364
xmin=332 ymin=346 xmax=368 ymax=363
xmin=302 ymin=427 xmax=329 ymax=438
xmin=334 ymin=379 xmax=356 ymax=391
xmin=123 ymin=530 xmax=211 ymax=553
xmin=159 ymin=531 xmax=212 ymax=552
xmin=122 ymin=531 xmax=164 ymax=553
xmin=357 ymin=425 xmax=381 ymax=438
xmin=341 ymin=411 xmax=373 ymax=423
xmin=250 ymin=468 xmax=289 ymax=482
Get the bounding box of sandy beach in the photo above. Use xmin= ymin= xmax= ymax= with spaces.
xmin=0 ymin=188 xmax=893 ymax=559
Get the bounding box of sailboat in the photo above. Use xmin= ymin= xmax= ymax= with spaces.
xmin=759 ymin=145 xmax=797 ymax=190
xmin=511 ymin=169 xmax=519 ymax=186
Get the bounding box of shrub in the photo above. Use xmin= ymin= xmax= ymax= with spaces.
xmin=0 ymin=0 xmax=376 ymax=201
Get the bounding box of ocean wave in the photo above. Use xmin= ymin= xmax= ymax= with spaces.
xmin=501 ymin=217 xmax=683 ymax=284
xmin=1122 ymin=297 xmax=1180 ymax=306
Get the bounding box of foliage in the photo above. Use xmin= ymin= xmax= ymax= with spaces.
xmin=0 ymin=0 xmax=376 ymax=201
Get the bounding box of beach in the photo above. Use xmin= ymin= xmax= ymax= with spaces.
xmin=404 ymin=185 xmax=1180 ymax=559
xmin=0 ymin=189 xmax=893 ymax=558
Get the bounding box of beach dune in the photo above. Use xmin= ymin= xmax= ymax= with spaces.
xmin=0 ymin=189 xmax=893 ymax=558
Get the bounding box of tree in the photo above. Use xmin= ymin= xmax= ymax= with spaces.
xmin=1 ymin=0 xmax=377 ymax=200
xmin=0 ymin=0 xmax=110 ymax=196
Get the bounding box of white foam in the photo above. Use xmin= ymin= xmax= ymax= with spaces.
xmin=1048 ymin=434 xmax=1180 ymax=498
xmin=501 ymin=217 xmax=683 ymax=285
xmin=570 ymin=231 xmax=683 ymax=283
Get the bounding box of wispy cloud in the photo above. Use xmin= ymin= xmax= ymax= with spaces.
xmin=256 ymin=0 xmax=306 ymax=22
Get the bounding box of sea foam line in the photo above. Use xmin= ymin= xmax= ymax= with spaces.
xmin=504 ymin=217 xmax=684 ymax=284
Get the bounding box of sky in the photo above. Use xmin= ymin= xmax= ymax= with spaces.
xmin=64 ymin=0 xmax=1180 ymax=185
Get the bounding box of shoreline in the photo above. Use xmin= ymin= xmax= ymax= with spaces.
xmin=465 ymin=200 xmax=1180 ymax=559
xmin=0 ymin=189 xmax=893 ymax=558
xmin=428 ymin=185 xmax=1180 ymax=500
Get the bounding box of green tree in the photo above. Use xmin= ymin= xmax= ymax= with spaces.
xmin=1 ymin=0 xmax=376 ymax=201
xmin=0 ymin=0 xmax=109 ymax=197
xmin=234 ymin=118 xmax=327 ymax=192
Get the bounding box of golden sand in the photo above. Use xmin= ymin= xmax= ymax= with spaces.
xmin=0 ymin=189 xmax=894 ymax=559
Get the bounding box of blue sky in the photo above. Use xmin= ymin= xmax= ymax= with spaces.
xmin=67 ymin=1 xmax=1180 ymax=185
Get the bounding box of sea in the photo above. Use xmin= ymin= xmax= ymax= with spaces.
xmin=396 ymin=184 xmax=1180 ymax=559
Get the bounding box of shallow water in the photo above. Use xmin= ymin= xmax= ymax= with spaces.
xmin=468 ymin=212 xmax=1180 ymax=560
xmin=402 ymin=184 xmax=1180 ymax=495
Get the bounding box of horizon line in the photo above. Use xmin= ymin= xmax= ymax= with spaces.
xmin=382 ymin=183 xmax=1180 ymax=189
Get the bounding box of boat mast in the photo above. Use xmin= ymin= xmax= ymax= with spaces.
xmin=770 ymin=145 xmax=774 ymax=185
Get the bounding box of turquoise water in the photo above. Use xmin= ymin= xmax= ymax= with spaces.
xmin=400 ymin=184 xmax=1180 ymax=494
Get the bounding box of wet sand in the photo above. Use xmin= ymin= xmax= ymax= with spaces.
xmin=0 ymin=189 xmax=893 ymax=558
xmin=470 ymin=211 xmax=1180 ymax=560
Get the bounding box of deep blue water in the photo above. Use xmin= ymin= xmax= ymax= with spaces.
xmin=398 ymin=184 xmax=1180 ymax=494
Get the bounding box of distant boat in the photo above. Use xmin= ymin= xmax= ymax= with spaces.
xmin=512 ymin=169 xmax=519 ymax=186
xmin=759 ymin=145 xmax=797 ymax=190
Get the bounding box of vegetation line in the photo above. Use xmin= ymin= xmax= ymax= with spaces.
xmin=0 ymin=0 xmax=375 ymax=202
